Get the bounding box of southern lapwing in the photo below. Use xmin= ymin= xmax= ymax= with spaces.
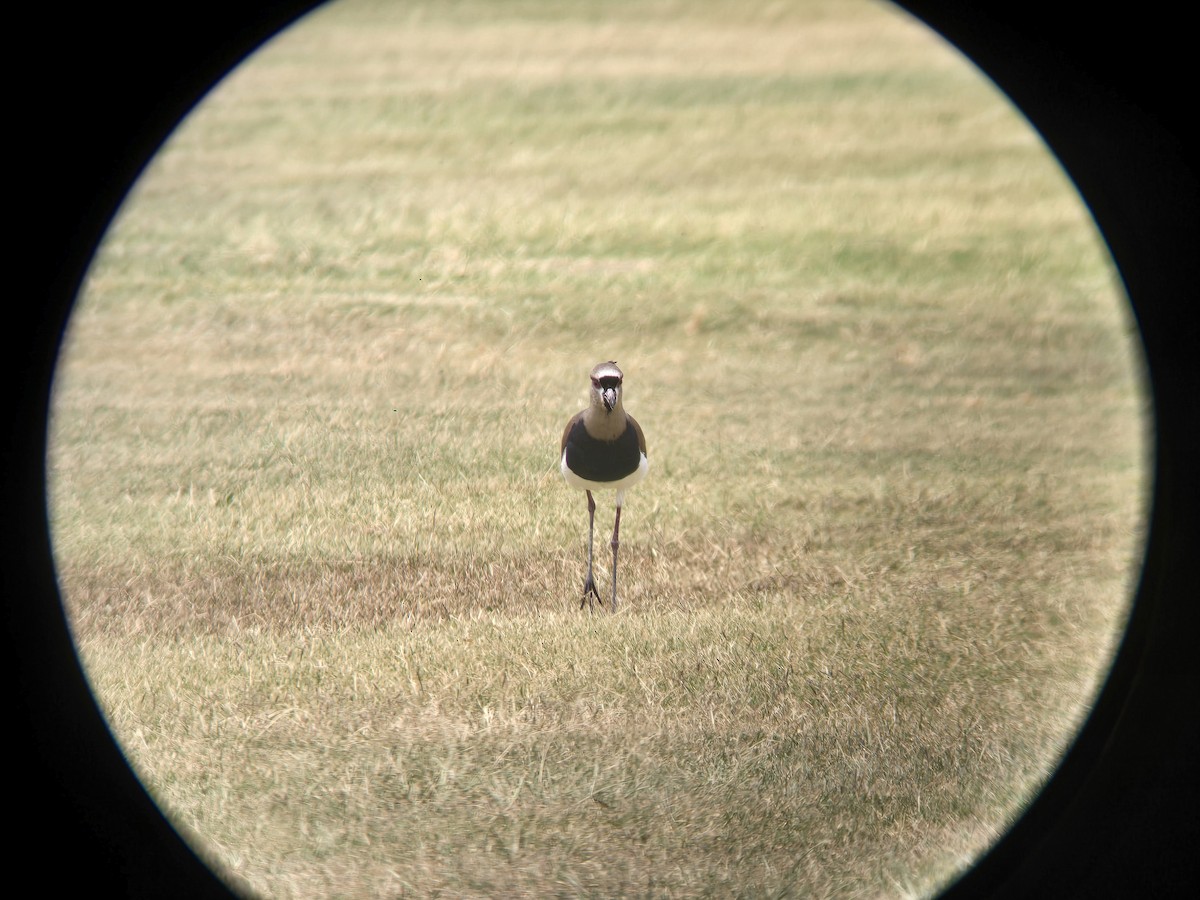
xmin=560 ymin=361 xmax=648 ymax=612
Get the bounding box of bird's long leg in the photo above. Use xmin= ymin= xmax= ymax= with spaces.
xmin=581 ymin=490 xmax=601 ymax=611
xmin=609 ymin=503 xmax=622 ymax=612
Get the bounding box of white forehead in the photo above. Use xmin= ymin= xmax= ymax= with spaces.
xmin=590 ymin=362 xmax=623 ymax=381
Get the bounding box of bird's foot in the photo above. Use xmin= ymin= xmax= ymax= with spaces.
xmin=580 ymin=572 xmax=601 ymax=611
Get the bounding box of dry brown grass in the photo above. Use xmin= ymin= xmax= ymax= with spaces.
xmin=49 ymin=1 xmax=1147 ymax=897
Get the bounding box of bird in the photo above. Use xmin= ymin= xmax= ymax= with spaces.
xmin=560 ymin=361 xmax=648 ymax=612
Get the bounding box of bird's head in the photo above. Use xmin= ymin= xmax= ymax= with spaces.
xmin=589 ymin=360 xmax=624 ymax=414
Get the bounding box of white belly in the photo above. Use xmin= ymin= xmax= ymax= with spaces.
xmin=561 ymin=450 xmax=648 ymax=499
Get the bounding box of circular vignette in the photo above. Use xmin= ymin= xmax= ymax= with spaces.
xmin=901 ymin=2 xmax=1198 ymax=897
xmin=18 ymin=3 xmax=325 ymax=898
xmin=15 ymin=1 xmax=1196 ymax=897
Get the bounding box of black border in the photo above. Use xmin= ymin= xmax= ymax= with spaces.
xmin=14 ymin=4 xmax=323 ymax=895
xmin=900 ymin=3 xmax=1199 ymax=896
xmin=10 ymin=2 xmax=1196 ymax=896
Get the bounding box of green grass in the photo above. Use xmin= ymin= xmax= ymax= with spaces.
xmin=49 ymin=0 xmax=1147 ymax=896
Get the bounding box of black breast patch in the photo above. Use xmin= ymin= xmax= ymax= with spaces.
xmin=563 ymin=417 xmax=643 ymax=483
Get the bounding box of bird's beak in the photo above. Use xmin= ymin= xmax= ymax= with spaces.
xmin=602 ymin=387 xmax=618 ymax=412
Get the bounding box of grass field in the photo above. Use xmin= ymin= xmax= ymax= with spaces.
xmin=48 ymin=0 xmax=1148 ymax=896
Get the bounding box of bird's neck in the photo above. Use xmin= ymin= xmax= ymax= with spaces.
xmin=583 ymin=403 xmax=626 ymax=440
